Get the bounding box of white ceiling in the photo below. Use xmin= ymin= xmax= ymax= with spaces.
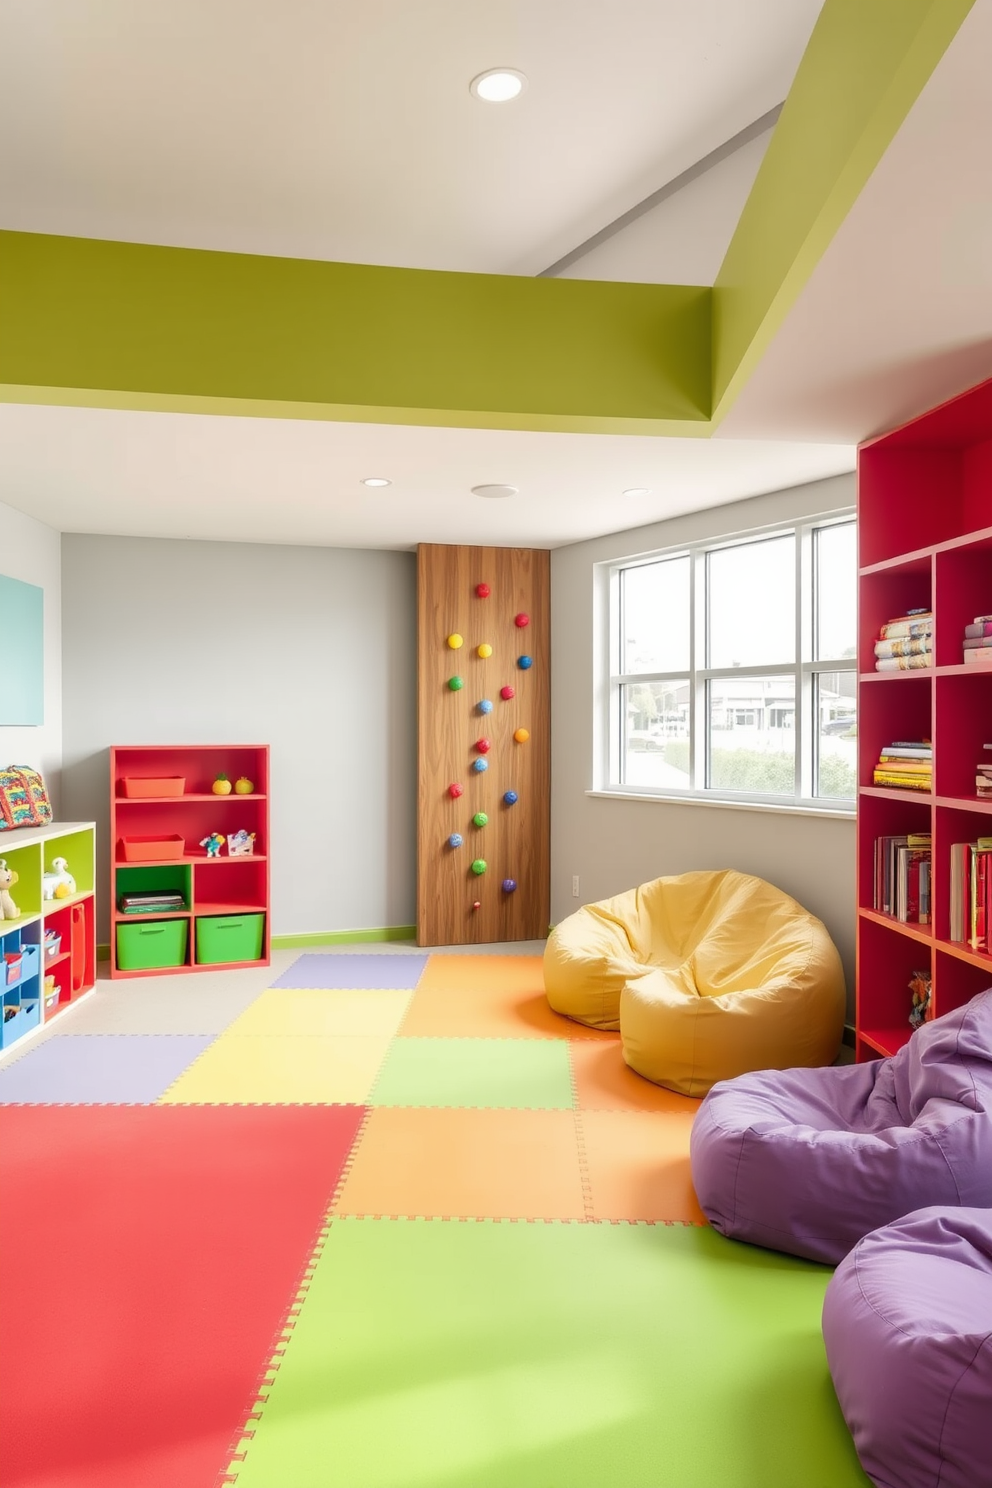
xmin=718 ymin=0 xmax=992 ymax=444
xmin=0 ymin=1 xmax=987 ymax=551
xmin=0 ymin=403 xmax=854 ymax=550
xmin=0 ymin=0 xmax=819 ymax=275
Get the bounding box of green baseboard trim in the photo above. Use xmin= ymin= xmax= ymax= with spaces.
xmin=271 ymin=925 xmax=417 ymax=949
xmin=97 ymin=942 xmax=110 ymax=961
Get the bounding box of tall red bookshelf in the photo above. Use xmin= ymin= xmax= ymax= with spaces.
xmin=109 ymin=745 xmax=270 ymax=979
xmin=856 ymin=375 xmax=992 ymax=1061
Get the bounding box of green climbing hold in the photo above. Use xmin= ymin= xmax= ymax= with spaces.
xmin=448 ymin=676 xmax=464 ymax=691
xmin=473 ymin=812 xmax=488 ymax=828
xmin=471 ymin=859 xmax=487 ymax=875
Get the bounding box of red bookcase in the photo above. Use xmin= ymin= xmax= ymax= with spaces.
xmin=109 ymin=745 xmax=270 ymax=979
xmin=856 ymin=376 xmax=992 ymax=1060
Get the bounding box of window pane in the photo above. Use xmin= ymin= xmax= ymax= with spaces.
xmin=708 ymin=534 xmax=795 ymax=668
xmin=621 ymin=681 xmax=691 ymax=790
xmin=816 ymin=671 xmax=857 ymax=799
xmin=815 ymin=522 xmax=857 ymax=661
xmin=707 ymin=676 xmax=795 ymax=794
xmin=621 ymin=556 xmax=690 ymax=674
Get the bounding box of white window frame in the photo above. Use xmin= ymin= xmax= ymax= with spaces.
xmin=597 ymin=510 xmax=856 ymax=816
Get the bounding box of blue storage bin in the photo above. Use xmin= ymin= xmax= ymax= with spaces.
xmin=1 ymin=996 xmax=41 ymax=1050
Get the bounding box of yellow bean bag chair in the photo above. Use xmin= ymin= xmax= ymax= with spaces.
xmin=544 ymin=870 xmax=845 ymax=1097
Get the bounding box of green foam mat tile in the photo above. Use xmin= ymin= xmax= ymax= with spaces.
xmin=228 ymin=1218 xmax=869 ymax=1488
xmin=369 ymin=1037 xmax=574 ymax=1110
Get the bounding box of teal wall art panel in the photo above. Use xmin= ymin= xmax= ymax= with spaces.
xmin=0 ymin=573 xmax=44 ymax=724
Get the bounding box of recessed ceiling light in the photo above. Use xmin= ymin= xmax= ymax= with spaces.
xmin=361 ymin=477 xmax=391 ymax=488
xmin=472 ymin=484 xmax=518 ymax=499
xmin=623 ymin=487 xmax=651 ymax=497
xmin=469 ymin=69 xmax=527 ymax=103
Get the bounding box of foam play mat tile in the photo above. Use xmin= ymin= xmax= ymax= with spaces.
xmin=227 ymin=986 xmax=414 ymax=1038
xmin=370 ymin=1037 xmax=574 ymax=1110
xmin=269 ymin=952 xmax=428 ymax=990
xmin=225 ymin=1217 xmax=869 ymax=1488
xmin=579 ymin=1108 xmax=706 ymax=1224
xmin=0 ymin=1033 xmax=215 ymax=1104
xmin=0 ymin=1103 xmax=365 ymax=1488
xmin=158 ymin=1033 xmax=392 ymax=1105
xmin=400 ymin=954 xmax=615 ymax=1040
xmin=568 ymin=1038 xmax=701 ymax=1115
xmin=333 ymin=1107 xmax=586 ymax=1219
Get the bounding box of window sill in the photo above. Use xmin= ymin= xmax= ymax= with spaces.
xmin=586 ymin=789 xmax=855 ymax=821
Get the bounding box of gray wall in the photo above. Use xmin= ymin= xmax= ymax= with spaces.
xmin=60 ymin=535 xmax=416 ymax=941
xmin=0 ymin=499 xmax=63 ymax=805
xmin=550 ymin=473 xmax=857 ymax=1018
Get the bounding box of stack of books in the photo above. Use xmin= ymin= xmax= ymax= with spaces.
xmin=964 ymin=614 xmax=992 ymax=667
xmin=873 ymin=740 xmax=932 ymax=791
xmin=978 ymin=743 xmax=992 ymax=799
xmin=118 ymin=890 xmax=186 ymax=915
xmin=874 ymin=609 xmax=932 ymax=671
xmin=874 ymin=833 xmax=932 ymax=923
xmin=950 ymin=838 xmax=992 ymax=949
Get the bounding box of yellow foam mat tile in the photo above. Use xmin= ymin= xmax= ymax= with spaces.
xmin=158 ymin=1032 xmax=392 ymax=1105
xmin=224 ymin=987 xmax=414 ymax=1038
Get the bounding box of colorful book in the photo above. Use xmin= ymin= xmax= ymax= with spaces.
xmin=965 ymin=622 xmax=992 ymax=639
xmin=872 ymin=771 xmax=931 ymax=790
xmin=875 ymin=652 xmax=932 ymax=672
xmin=963 ymin=637 xmax=992 ymax=650
xmin=875 ymin=636 xmax=931 ymax=659
xmin=964 ymin=648 xmax=992 ymax=666
xmin=878 ymin=616 xmax=933 ymax=640
xmin=877 ymin=758 xmax=931 ymax=772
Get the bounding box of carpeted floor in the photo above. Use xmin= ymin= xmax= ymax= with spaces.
xmin=0 ymin=948 xmax=868 ymax=1488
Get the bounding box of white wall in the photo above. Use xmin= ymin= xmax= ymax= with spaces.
xmin=551 ymin=473 xmax=858 ymax=1017
xmin=0 ymin=498 xmax=63 ymax=806
xmin=60 ymin=535 xmax=417 ymax=941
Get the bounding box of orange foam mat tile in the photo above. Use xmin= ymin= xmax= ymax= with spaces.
xmin=569 ymin=1039 xmax=701 ymax=1114
xmin=579 ymin=1108 xmax=707 ymax=1225
xmin=401 ymin=955 xmax=615 ymax=1040
xmin=333 ymin=1106 xmax=587 ymax=1220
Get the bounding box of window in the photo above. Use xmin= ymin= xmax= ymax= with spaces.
xmin=605 ymin=514 xmax=856 ymax=810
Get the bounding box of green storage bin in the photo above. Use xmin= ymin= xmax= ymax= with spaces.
xmin=195 ymin=912 xmax=265 ymax=966
xmin=116 ymin=918 xmax=188 ymax=971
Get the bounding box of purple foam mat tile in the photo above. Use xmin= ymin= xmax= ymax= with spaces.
xmin=268 ymin=953 xmax=429 ymax=991
xmin=0 ymin=1034 xmax=215 ymax=1104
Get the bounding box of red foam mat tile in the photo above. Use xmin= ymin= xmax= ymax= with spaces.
xmin=0 ymin=1104 xmax=366 ymax=1488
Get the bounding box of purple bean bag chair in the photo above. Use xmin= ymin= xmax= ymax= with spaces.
xmin=822 ymin=1206 xmax=992 ymax=1488
xmin=690 ymin=990 xmax=992 ymax=1263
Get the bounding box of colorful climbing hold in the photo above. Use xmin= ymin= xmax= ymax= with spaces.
xmin=500 ymin=685 xmax=515 ymax=700
xmin=472 ymin=758 xmax=488 ymax=773
xmin=475 ymin=738 xmax=491 ymax=754
xmin=514 ymin=728 xmax=530 ymax=744
xmin=475 ymin=583 xmax=491 ymax=599
xmin=477 ymin=643 xmax=493 ymax=658
xmin=472 ymin=900 xmax=481 ymax=910
xmin=471 ymin=859 xmax=487 ymax=875
xmin=514 ymin=613 xmax=530 ymax=628
xmin=472 ymin=812 xmax=488 ymax=828
xmin=503 ymin=790 xmax=518 ymax=806
xmin=517 ymin=655 xmax=533 ymax=670
xmin=448 ymin=833 xmax=463 ymax=848
xmin=477 ymin=698 xmax=493 ymax=714
xmin=447 ymin=633 xmax=464 ymax=649
xmin=502 ymin=878 xmax=517 ymax=893
xmin=448 ymin=676 xmax=464 ymax=691
xmin=449 ymin=783 xmax=464 ymax=798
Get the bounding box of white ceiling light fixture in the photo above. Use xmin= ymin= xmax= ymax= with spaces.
xmin=469 ymin=68 xmax=527 ymax=103
xmin=622 ymin=487 xmax=652 ymax=497
xmin=472 ymin=483 xmax=518 ymax=499
xmin=361 ymin=476 xmax=391 ymax=487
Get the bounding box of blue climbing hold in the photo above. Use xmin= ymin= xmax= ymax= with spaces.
xmin=448 ymin=833 xmax=463 ymax=849
xmin=502 ymin=878 xmax=517 ymax=893
xmin=517 ymin=655 xmax=533 ymax=670
xmin=472 ymin=758 xmax=488 ymax=773
xmin=478 ymin=698 xmax=493 ymax=714
xmin=503 ymin=790 xmax=518 ymax=806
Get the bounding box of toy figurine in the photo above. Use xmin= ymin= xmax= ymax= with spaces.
xmin=226 ymin=830 xmax=256 ymax=858
xmin=42 ymin=856 xmax=76 ymax=900
xmin=908 ymin=969 xmax=931 ymax=1028
xmin=200 ymin=832 xmax=225 ymax=858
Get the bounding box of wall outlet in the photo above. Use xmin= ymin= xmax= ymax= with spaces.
xmin=572 ymin=875 xmax=580 ymax=897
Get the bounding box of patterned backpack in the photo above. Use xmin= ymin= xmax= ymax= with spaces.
xmin=0 ymin=766 xmax=53 ymax=831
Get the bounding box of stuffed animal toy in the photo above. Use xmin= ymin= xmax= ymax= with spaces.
xmin=42 ymin=856 xmax=76 ymax=900
xmin=200 ymin=832 xmax=225 ymax=859
xmin=0 ymin=859 xmax=20 ymax=920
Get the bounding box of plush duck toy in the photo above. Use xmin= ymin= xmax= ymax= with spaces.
xmin=42 ymin=856 xmax=76 ymax=900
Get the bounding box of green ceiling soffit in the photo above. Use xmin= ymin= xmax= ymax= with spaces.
xmin=711 ymin=0 xmax=976 ymax=423
xmin=0 ymin=231 xmax=710 ymax=436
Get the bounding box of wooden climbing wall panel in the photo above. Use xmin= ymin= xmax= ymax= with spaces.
xmin=417 ymin=544 xmax=550 ymax=947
